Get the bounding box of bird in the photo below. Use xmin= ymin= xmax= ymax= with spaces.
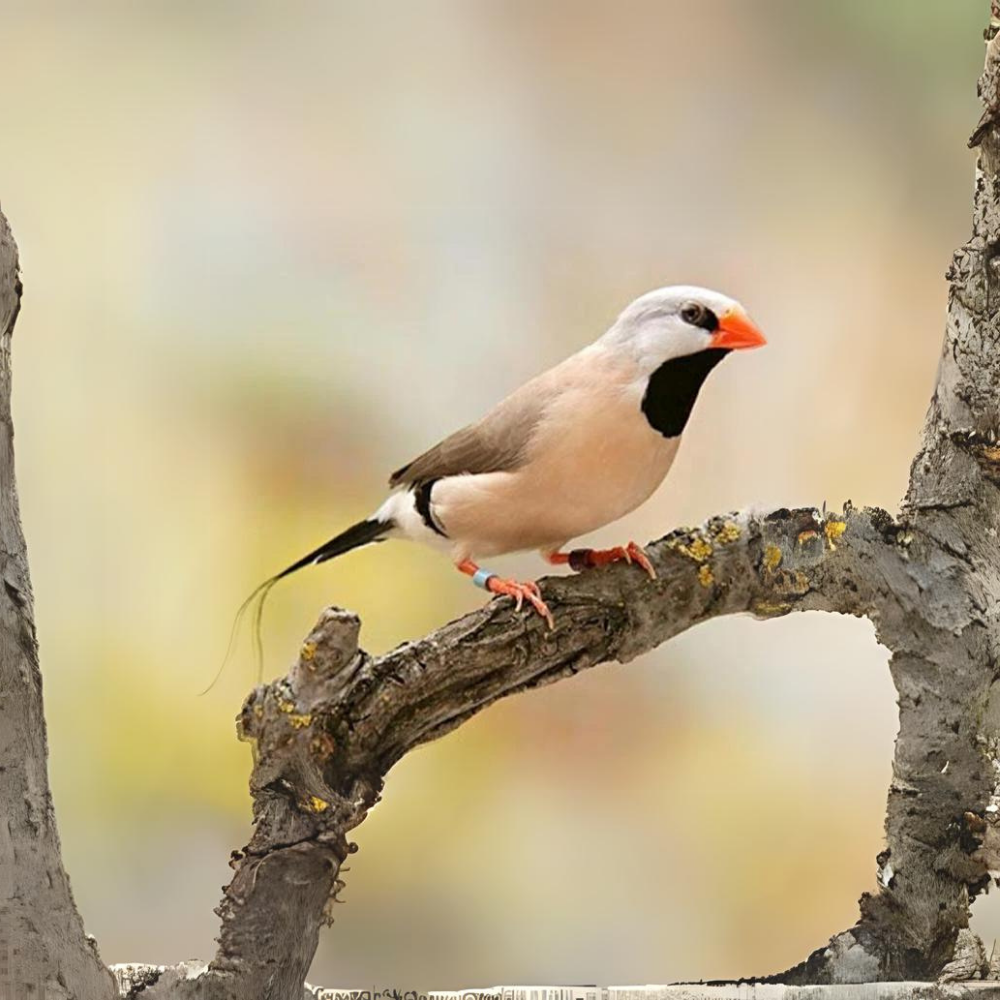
xmin=235 ymin=285 xmax=765 ymax=653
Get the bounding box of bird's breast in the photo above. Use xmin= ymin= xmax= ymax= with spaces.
xmin=434 ymin=372 xmax=680 ymax=556
xmin=519 ymin=399 xmax=680 ymax=531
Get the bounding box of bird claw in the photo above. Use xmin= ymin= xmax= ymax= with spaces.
xmin=625 ymin=541 xmax=657 ymax=580
xmin=571 ymin=541 xmax=657 ymax=580
xmin=487 ymin=576 xmax=554 ymax=629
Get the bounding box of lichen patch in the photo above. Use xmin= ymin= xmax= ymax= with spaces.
xmin=667 ymin=532 xmax=713 ymax=563
xmin=825 ymin=519 xmax=847 ymax=549
xmin=753 ymin=600 xmax=792 ymax=617
xmin=712 ymin=521 xmax=741 ymax=545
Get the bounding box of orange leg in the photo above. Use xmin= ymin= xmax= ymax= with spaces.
xmin=546 ymin=541 xmax=657 ymax=580
xmin=457 ymin=559 xmax=554 ymax=629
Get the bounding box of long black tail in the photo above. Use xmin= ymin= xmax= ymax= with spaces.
xmin=202 ymin=518 xmax=392 ymax=693
xmin=270 ymin=518 xmax=390 ymax=581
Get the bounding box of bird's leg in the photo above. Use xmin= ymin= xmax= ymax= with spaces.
xmin=456 ymin=559 xmax=554 ymax=629
xmin=545 ymin=541 xmax=657 ymax=580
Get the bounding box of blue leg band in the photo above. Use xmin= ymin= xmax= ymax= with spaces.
xmin=471 ymin=568 xmax=496 ymax=590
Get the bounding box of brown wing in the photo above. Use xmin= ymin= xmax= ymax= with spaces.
xmin=388 ymin=369 xmax=558 ymax=488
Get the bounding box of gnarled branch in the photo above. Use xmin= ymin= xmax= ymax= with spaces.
xmin=138 ymin=505 xmax=905 ymax=999
xmin=142 ymin=3 xmax=1000 ymax=992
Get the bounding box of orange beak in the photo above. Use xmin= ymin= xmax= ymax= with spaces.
xmin=711 ymin=307 xmax=767 ymax=350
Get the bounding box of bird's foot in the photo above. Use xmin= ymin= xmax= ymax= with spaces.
xmin=486 ymin=576 xmax=554 ymax=628
xmin=550 ymin=541 xmax=657 ymax=580
xmin=456 ymin=560 xmax=554 ymax=628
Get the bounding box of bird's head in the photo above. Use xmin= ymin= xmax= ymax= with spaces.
xmin=605 ymin=285 xmax=766 ymax=374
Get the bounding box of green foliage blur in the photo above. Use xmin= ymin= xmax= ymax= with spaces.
xmin=0 ymin=0 xmax=991 ymax=988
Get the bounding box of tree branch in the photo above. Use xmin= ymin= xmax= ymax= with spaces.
xmin=139 ymin=505 xmax=900 ymax=999
xmin=0 ymin=209 xmax=116 ymax=999
xmin=149 ymin=5 xmax=1000 ymax=991
xmin=780 ymin=2 xmax=1000 ymax=984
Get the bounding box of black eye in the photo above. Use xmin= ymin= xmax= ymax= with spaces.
xmin=680 ymin=302 xmax=718 ymax=331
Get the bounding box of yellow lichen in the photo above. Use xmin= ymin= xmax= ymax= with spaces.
xmin=687 ymin=537 xmax=713 ymax=561
xmin=754 ymin=601 xmax=792 ymax=617
xmin=666 ymin=532 xmax=713 ymax=562
xmin=288 ymin=713 xmax=313 ymax=729
xmin=825 ymin=519 xmax=847 ymax=549
xmin=763 ymin=544 xmax=783 ymax=571
xmin=300 ymin=641 xmax=317 ymax=663
xmin=713 ymin=521 xmax=741 ymax=545
xmin=277 ymin=698 xmax=297 ymax=714
xmin=698 ymin=564 xmax=714 ymax=588
xmin=304 ymin=796 xmax=329 ymax=813
xmin=781 ymin=570 xmax=811 ymax=596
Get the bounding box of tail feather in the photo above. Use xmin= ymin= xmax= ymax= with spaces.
xmin=274 ymin=518 xmax=390 ymax=579
xmin=201 ymin=517 xmax=391 ymax=694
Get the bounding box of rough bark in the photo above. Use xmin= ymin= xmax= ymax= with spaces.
xmin=0 ymin=210 xmax=117 ymax=999
xmin=134 ymin=506 xmax=889 ymax=1000
xmin=4 ymin=6 xmax=1000 ymax=1000
xmin=776 ymin=2 xmax=1000 ymax=985
xmin=145 ymin=2 xmax=1000 ymax=989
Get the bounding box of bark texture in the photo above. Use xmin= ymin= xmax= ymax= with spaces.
xmin=153 ymin=3 xmax=1000 ymax=987
xmin=4 ymin=6 xmax=1000 ymax=1000
xmin=0 ymin=210 xmax=117 ymax=999
xmin=135 ymin=506 xmax=888 ymax=1000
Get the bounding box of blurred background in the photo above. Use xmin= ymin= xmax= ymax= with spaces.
xmin=0 ymin=0 xmax=992 ymax=988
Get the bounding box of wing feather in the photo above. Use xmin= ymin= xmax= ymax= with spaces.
xmin=388 ymin=365 xmax=564 ymax=488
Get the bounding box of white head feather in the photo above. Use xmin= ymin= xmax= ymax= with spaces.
xmin=601 ymin=285 xmax=744 ymax=375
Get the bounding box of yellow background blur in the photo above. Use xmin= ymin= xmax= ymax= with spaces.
xmin=0 ymin=0 xmax=993 ymax=988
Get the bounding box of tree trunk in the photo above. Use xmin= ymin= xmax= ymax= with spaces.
xmin=0 ymin=210 xmax=116 ymax=1000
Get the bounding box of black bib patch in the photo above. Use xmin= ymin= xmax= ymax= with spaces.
xmin=641 ymin=349 xmax=729 ymax=438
